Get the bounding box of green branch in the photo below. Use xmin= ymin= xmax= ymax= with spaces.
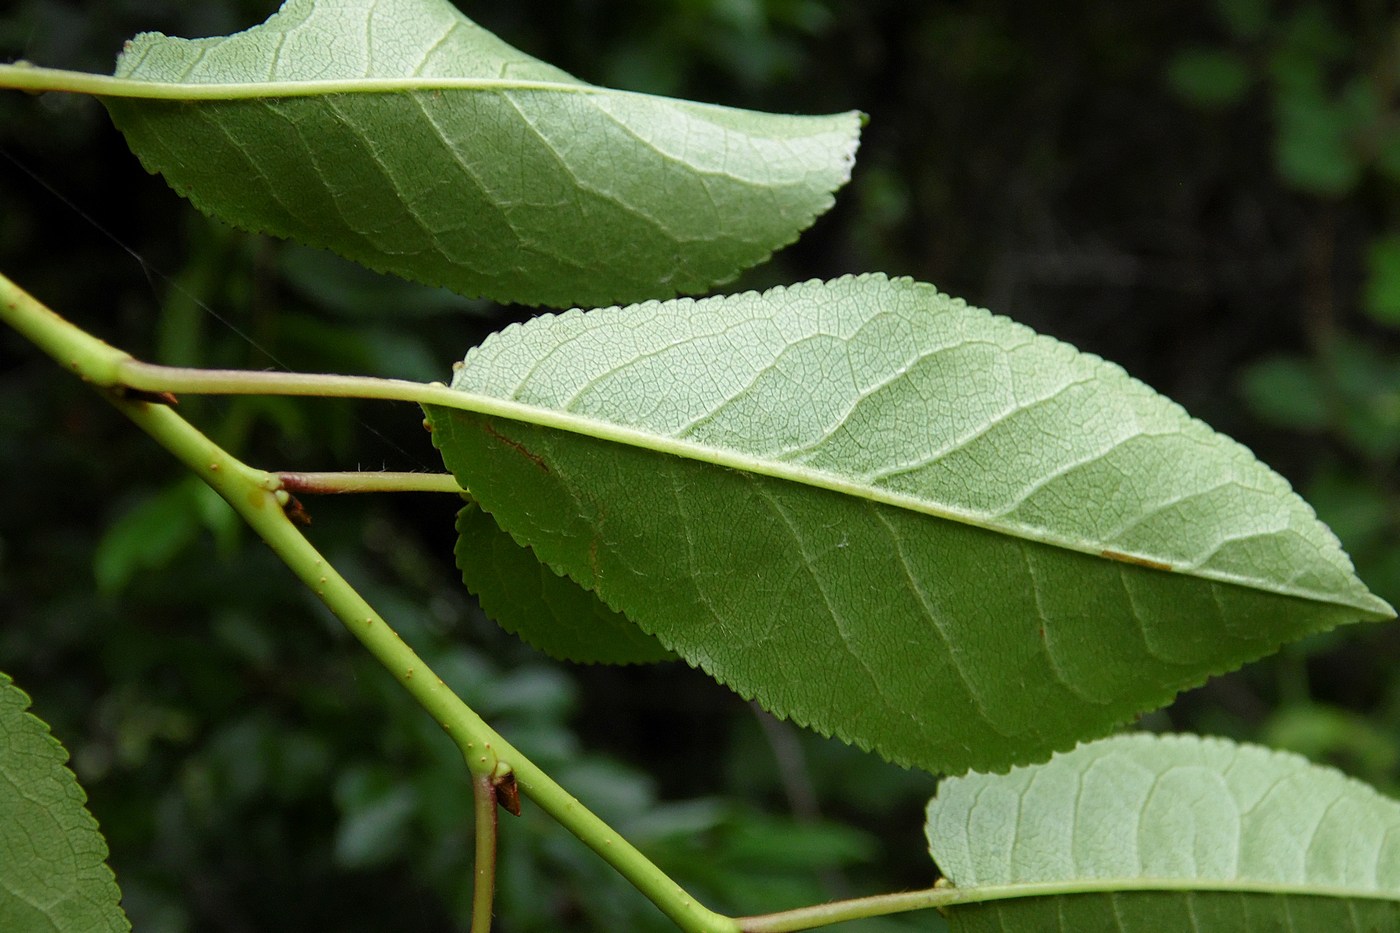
xmin=737 ymin=888 xmax=946 ymax=932
xmin=0 ymin=271 xmax=737 ymax=933
xmin=278 ymin=471 xmax=465 ymax=495
xmin=0 ymin=270 xmax=984 ymax=932
xmin=471 ymin=771 xmax=499 ymax=933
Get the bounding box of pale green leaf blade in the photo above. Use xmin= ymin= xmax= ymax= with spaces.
xmin=944 ymin=893 xmax=1400 ymax=932
xmin=0 ymin=672 xmax=128 ymax=933
xmin=926 ymin=733 xmax=1400 ymax=931
xmin=97 ymin=0 xmax=860 ymax=308
xmin=457 ymin=502 xmax=675 ymax=664
xmin=425 ymin=274 xmax=1393 ymax=775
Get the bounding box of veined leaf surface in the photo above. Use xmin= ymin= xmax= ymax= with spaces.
xmin=456 ymin=502 xmax=674 ymax=665
xmin=96 ymin=0 xmax=860 ymax=307
xmin=0 ymin=672 xmax=127 ymax=932
xmin=425 ymin=275 xmax=1394 ymax=774
xmin=925 ymin=733 xmax=1400 ymax=931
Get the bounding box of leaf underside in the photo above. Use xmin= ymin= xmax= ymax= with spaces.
xmin=427 ymin=275 xmax=1392 ymax=776
xmin=0 ymin=672 xmax=128 ymax=933
xmin=100 ymin=0 xmax=860 ymax=308
xmin=945 ymin=893 xmax=1400 ymax=933
xmin=927 ymin=733 xmax=1400 ymax=931
xmin=456 ymin=502 xmax=674 ymax=664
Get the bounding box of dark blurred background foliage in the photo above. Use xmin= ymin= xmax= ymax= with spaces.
xmin=1 ymin=0 xmax=1397 ymax=930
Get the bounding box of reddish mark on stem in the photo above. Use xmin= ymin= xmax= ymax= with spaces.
xmin=1100 ymin=549 xmax=1172 ymax=572
xmin=279 ymin=473 xmax=327 ymax=494
xmin=481 ymin=421 xmax=549 ymax=473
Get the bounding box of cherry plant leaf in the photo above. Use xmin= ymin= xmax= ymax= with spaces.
xmin=925 ymin=733 xmax=1400 ymax=931
xmin=93 ymin=0 xmax=860 ymax=307
xmin=457 ymin=502 xmax=674 ymax=665
xmin=0 ymin=672 xmax=128 ymax=932
xmin=425 ymin=274 xmax=1394 ymax=775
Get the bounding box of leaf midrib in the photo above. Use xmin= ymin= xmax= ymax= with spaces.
xmin=933 ymin=876 xmax=1400 ymax=907
xmin=0 ymin=64 xmax=610 ymax=101
xmin=421 ymin=385 xmax=1394 ymax=617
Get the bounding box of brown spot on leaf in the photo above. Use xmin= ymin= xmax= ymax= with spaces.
xmin=482 ymin=421 xmax=549 ymax=473
xmin=1100 ymin=549 xmax=1172 ymax=572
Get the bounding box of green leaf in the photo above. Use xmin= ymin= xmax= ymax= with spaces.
xmin=1364 ymin=233 xmax=1400 ymax=327
xmin=1212 ymin=0 xmax=1270 ymax=40
xmin=1263 ymin=703 xmax=1400 ymax=789
xmin=1238 ymin=355 xmax=1330 ymax=430
xmin=425 ymin=275 xmax=1393 ymax=775
xmin=0 ymin=672 xmax=128 ymax=933
xmin=1325 ymin=337 xmax=1400 ymax=463
xmin=93 ymin=478 xmax=242 ymax=593
xmin=1377 ymin=126 xmax=1400 ymax=184
xmin=1305 ymin=465 xmax=1394 ymax=552
xmin=333 ymin=765 xmax=418 ymax=870
xmin=276 ymin=245 xmax=488 ymax=319
xmin=456 ymin=502 xmax=675 ymax=664
xmin=938 ymin=891 xmax=1399 ymax=932
xmin=1274 ymin=92 xmax=1361 ymax=196
xmin=925 ymin=732 xmax=1400 ymax=931
xmin=1268 ymin=62 xmax=1373 ymax=199
xmin=98 ymin=0 xmax=860 ymax=308
xmin=93 ymin=485 xmax=200 ymax=593
xmin=1165 ymin=48 xmax=1251 ymax=109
